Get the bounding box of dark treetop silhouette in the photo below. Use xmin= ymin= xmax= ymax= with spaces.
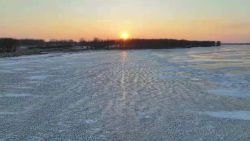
xmin=0 ymin=38 xmax=220 ymax=54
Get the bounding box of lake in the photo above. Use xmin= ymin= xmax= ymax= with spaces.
xmin=0 ymin=45 xmax=250 ymax=140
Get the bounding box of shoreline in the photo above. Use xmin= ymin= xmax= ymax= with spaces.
xmin=0 ymin=45 xmax=219 ymax=58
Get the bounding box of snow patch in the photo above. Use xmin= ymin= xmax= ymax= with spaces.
xmin=0 ymin=112 xmax=18 ymax=115
xmin=0 ymin=93 xmax=32 ymax=98
xmin=208 ymin=89 xmax=250 ymax=97
xmin=28 ymin=75 xmax=51 ymax=80
xmin=85 ymin=119 xmax=97 ymax=124
xmin=205 ymin=111 xmax=250 ymax=120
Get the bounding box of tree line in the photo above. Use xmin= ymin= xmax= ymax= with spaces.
xmin=0 ymin=38 xmax=221 ymax=53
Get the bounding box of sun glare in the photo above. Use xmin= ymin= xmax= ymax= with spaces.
xmin=120 ymin=32 xmax=130 ymax=40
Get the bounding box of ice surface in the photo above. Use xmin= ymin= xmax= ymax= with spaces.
xmin=0 ymin=45 xmax=250 ymax=140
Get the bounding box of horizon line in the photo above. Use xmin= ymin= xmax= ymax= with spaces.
xmin=0 ymin=37 xmax=222 ymax=42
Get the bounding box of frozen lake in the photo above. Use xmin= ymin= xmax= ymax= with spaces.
xmin=0 ymin=45 xmax=250 ymax=140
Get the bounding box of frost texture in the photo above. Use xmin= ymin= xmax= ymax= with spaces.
xmin=0 ymin=46 xmax=250 ymax=140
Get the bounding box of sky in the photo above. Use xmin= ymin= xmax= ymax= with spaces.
xmin=0 ymin=0 xmax=250 ymax=43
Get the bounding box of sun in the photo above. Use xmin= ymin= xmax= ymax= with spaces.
xmin=120 ymin=32 xmax=130 ymax=40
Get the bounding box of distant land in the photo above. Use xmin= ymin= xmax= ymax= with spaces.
xmin=0 ymin=38 xmax=221 ymax=57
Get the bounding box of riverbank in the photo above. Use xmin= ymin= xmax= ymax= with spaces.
xmin=0 ymin=45 xmax=219 ymax=58
xmin=0 ymin=47 xmax=88 ymax=58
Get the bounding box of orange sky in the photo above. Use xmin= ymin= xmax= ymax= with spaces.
xmin=1 ymin=0 xmax=250 ymax=42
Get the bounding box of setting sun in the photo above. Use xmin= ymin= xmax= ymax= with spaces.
xmin=120 ymin=32 xmax=130 ymax=40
